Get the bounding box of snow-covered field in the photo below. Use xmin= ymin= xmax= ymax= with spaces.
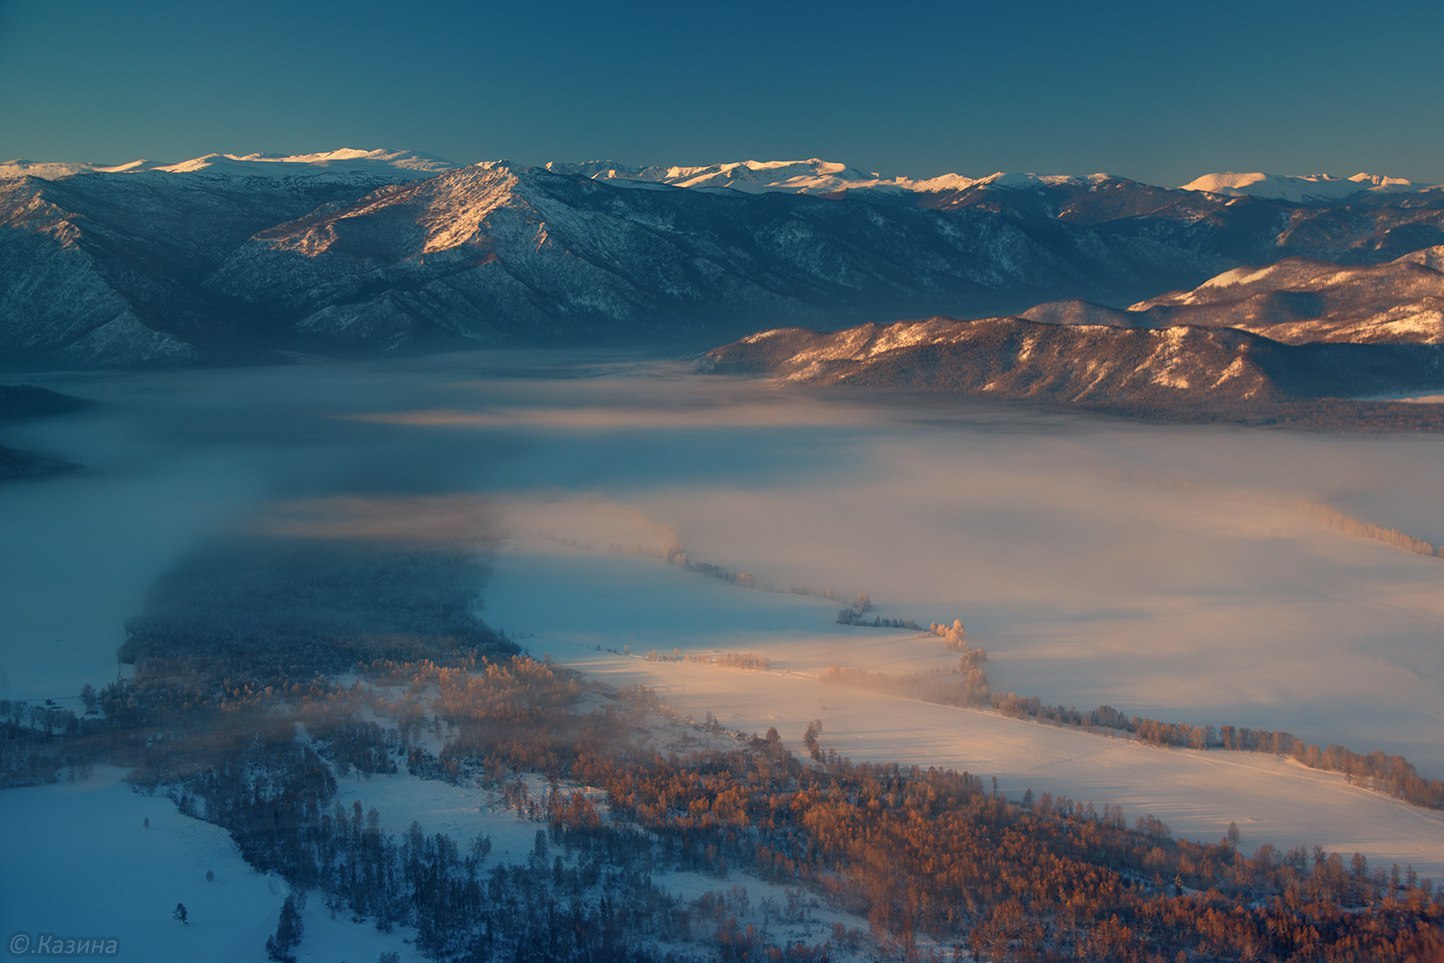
xmin=0 ymin=768 xmax=429 ymax=963
xmin=486 ymin=538 xmax=1444 ymax=881
xmin=331 ymin=767 xmax=872 ymax=954
xmin=0 ymin=757 xmax=870 ymax=962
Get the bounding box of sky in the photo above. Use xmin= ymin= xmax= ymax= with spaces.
xmin=1 ymin=0 xmax=1441 ymax=187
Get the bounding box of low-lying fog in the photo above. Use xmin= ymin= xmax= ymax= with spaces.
xmin=5 ymin=350 xmax=1444 ymax=772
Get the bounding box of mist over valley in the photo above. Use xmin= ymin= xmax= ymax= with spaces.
xmin=6 ymin=352 xmax=1444 ymax=824
xmin=6 ymin=145 xmax=1444 ymax=963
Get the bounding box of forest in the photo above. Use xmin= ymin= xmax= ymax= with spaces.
xmin=1 ymin=520 xmax=1442 ymax=960
xmin=117 ymin=533 xmax=517 ymax=689
xmin=5 ymin=643 xmax=1442 ymax=961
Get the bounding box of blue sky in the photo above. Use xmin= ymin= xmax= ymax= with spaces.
xmin=1 ymin=0 xmax=1440 ymax=186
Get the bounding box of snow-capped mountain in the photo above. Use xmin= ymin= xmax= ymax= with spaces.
xmin=1025 ymin=246 xmax=1444 ymax=345
xmin=0 ymin=148 xmax=457 ymax=183
xmin=1179 ymin=171 xmax=1433 ymax=204
xmin=147 ymin=148 xmax=458 ymax=180
xmin=550 ymin=159 xmax=1444 ymax=207
xmin=545 ymin=157 xmax=936 ymax=193
xmin=704 ymin=316 xmax=1444 ymax=415
xmin=4 ymin=148 xmax=1444 ymax=369
xmin=203 ymin=160 xmax=1134 ymax=351
xmin=639 ymin=158 xmax=892 ymax=193
xmin=0 ymin=159 xmax=156 ymax=180
xmin=543 ymin=158 xmax=1135 ymax=197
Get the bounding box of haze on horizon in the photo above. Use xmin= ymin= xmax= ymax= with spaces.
xmin=1 ymin=0 xmax=1442 ymax=187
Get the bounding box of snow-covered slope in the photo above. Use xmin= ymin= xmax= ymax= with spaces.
xmin=1038 ymin=246 xmax=1444 ymax=345
xmin=0 ymin=158 xmax=157 ymax=179
xmin=548 ymin=158 xmax=1132 ymax=197
xmin=0 ymin=147 xmax=456 ymax=183
xmin=1180 ymin=170 xmax=1433 ymax=204
xmin=644 ymin=158 xmax=893 ymax=193
xmin=547 ymin=157 xmax=928 ymax=193
xmin=6 ymin=148 xmax=1444 ymax=368
xmin=151 ymin=147 xmax=457 ymax=180
xmin=201 ymin=160 xmax=1253 ymax=356
xmin=705 ymin=316 xmax=1444 ymax=409
xmin=0 ymin=769 xmax=431 ymax=963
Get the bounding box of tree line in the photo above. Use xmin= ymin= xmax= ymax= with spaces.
xmin=990 ymin=692 xmax=1444 ymax=811
xmin=9 ymin=642 xmax=1444 ymax=961
xmin=116 ymin=533 xmax=517 ymax=691
xmin=818 ymin=608 xmax=1444 ymax=813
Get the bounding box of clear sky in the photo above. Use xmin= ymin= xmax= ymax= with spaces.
xmin=1 ymin=0 xmax=1440 ymax=187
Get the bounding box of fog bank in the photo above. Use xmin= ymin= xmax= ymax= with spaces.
xmin=5 ymin=351 xmax=1443 ymax=775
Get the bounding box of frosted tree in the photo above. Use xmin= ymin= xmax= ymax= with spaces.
xmin=802 ymin=719 xmax=824 ymax=761
xmin=931 ymin=618 xmax=967 ymax=649
xmin=266 ymin=895 xmax=303 ymax=962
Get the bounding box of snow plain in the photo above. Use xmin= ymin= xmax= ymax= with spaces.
xmin=486 ymin=539 xmax=1444 ymax=880
xmin=0 ymin=767 xmax=430 ymax=963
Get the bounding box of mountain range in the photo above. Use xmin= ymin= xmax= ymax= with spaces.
xmin=1025 ymin=246 xmax=1444 ymax=345
xmin=5 ymin=149 xmax=1444 ymax=370
xmin=704 ymin=232 xmax=1444 ymax=424
xmin=705 ymin=316 xmax=1444 ymax=413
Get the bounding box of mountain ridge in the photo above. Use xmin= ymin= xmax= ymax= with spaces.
xmin=5 ymin=149 xmax=1444 ymax=369
xmin=0 ymin=148 xmax=458 ymax=183
xmin=8 ymin=147 xmax=1439 ymax=200
xmin=704 ymin=316 xmax=1444 ymax=427
xmin=1025 ymin=246 xmax=1444 ymax=345
xmin=1178 ymin=171 xmax=1430 ymax=204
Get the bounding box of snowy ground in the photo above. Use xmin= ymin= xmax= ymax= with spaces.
xmin=333 ymin=767 xmax=547 ymax=867
xmin=0 ymin=758 xmax=871 ymax=962
xmin=332 ymin=768 xmax=872 ymax=955
xmin=486 ymin=539 xmax=1444 ymax=881
xmin=326 ymin=695 xmax=879 ymax=954
xmin=0 ymin=768 xmax=429 ymax=963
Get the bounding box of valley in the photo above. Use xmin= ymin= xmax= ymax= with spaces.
xmin=6 ymin=152 xmax=1444 ymax=371
xmin=6 ymin=352 xmax=1444 ymax=837
xmin=6 ymin=154 xmax=1444 ymax=963
xmin=8 ymin=0 xmax=1444 ymax=953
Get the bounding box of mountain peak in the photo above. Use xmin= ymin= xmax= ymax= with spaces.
xmin=1348 ymin=171 xmax=1414 ymax=188
xmin=0 ymin=158 xmax=158 ymax=180
xmin=643 ymin=158 xmax=883 ymax=193
xmin=1179 ymin=170 xmax=1426 ymax=203
xmin=971 ymin=171 xmax=1123 ymax=190
xmin=0 ymin=148 xmax=457 ymax=182
xmin=542 ymin=160 xmax=641 ymax=179
xmin=153 ymin=147 xmax=457 ymax=179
